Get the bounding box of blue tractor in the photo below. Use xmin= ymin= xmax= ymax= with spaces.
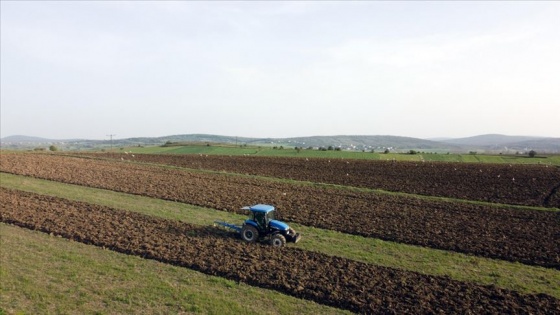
xmin=214 ymin=204 xmax=301 ymax=247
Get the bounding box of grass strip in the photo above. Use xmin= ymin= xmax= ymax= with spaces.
xmin=60 ymin=153 xmax=560 ymax=212
xmin=1 ymin=172 xmax=558 ymax=299
xmin=0 ymin=224 xmax=349 ymax=315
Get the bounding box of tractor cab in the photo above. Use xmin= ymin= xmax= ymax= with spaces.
xmin=239 ymin=204 xmax=301 ymax=246
xmin=242 ymin=204 xmax=286 ymax=232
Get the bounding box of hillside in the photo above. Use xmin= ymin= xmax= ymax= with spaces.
xmin=440 ymin=134 xmax=544 ymax=146
xmin=0 ymin=134 xmax=452 ymax=151
xmin=1 ymin=135 xmax=56 ymax=143
xmin=1 ymin=133 xmax=558 ymax=153
xmin=502 ymin=138 xmax=560 ymax=151
xmin=438 ymin=134 xmax=560 ymax=153
xmin=279 ymin=135 xmax=455 ymax=151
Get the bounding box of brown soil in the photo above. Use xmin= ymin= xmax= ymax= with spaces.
xmin=2 ymin=187 xmax=559 ymax=314
xmin=1 ymin=153 xmax=558 ymax=269
xmin=88 ymin=153 xmax=560 ymax=208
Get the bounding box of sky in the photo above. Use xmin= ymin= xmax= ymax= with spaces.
xmin=1 ymin=1 xmax=559 ymax=140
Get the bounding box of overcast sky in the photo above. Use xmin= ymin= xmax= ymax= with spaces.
xmin=1 ymin=1 xmax=559 ymax=140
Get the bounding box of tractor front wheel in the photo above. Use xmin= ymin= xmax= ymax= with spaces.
xmin=241 ymin=225 xmax=258 ymax=243
xmin=270 ymin=234 xmax=286 ymax=247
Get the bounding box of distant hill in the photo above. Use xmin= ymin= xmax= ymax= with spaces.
xmin=1 ymin=135 xmax=55 ymax=143
xmin=440 ymin=134 xmax=544 ymax=146
xmin=1 ymin=133 xmax=558 ymax=153
xmin=278 ymin=135 xmax=455 ymax=150
xmin=437 ymin=134 xmax=560 ymax=152
xmin=131 ymin=134 xmax=454 ymax=151
xmin=499 ymin=138 xmax=560 ymax=151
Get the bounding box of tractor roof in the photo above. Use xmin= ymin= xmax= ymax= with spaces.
xmin=242 ymin=204 xmax=275 ymax=213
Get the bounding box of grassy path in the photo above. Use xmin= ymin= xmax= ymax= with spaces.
xmin=1 ymin=172 xmax=558 ymax=299
xmin=0 ymin=224 xmax=350 ymax=315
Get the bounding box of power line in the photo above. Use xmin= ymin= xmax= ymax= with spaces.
xmin=106 ymin=134 xmax=116 ymax=151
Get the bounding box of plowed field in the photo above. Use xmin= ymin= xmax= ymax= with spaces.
xmin=79 ymin=152 xmax=560 ymax=208
xmin=1 ymin=153 xmax=559 ymax=269
xmin=2 ymin=187 xmax=559 ymax=314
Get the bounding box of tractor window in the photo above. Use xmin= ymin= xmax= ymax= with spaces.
xmin=254 ymin=212 xmax=267 ymax=229
xmin=267 ymin=210 xmax=275 ymax=222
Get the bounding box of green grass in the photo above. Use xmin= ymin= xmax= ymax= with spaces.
xmin=0 ymin=224 xmax=349 ymax=315
xmin=4 ymin=147 xmax=560 ymax=165
xmin=1 ymin=172 xmax=558 ymax=300
xmin=49 ymin=155 xmax=560 ymax=213
xmin=118 ymin=145 xmax=560 ymax=165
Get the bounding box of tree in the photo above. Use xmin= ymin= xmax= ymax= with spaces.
xmin=49 ymin=145 xmax=58 ymax=152
xmin=528 ymin=150 xmax=537 ymax=158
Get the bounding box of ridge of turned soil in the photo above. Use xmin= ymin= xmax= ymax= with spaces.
xmin=2 ymin=187 xmax=559 ymax=314
xmin=1 ymin=153 xmax=558 ymax=269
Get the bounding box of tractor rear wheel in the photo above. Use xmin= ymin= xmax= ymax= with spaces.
xmin=241 ymin=225 xmax=258 ymax=243
xmin=270 ymin=234 xmax=286 ymax=247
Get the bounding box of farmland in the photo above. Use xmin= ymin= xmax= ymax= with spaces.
xmin=121 ymin=144 xmax=560 ymax=165
xmin=78 ymin=152 xmax=560 ymax=207
xmin=1 ymin=152 xmax=559 ymax=314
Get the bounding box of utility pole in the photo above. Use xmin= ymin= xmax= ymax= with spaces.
xmin=107 ymin=134 xmax=116 ymax=152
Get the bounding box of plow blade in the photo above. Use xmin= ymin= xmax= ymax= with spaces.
xmin=214 ymin=221 xmax=242 ymax=233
